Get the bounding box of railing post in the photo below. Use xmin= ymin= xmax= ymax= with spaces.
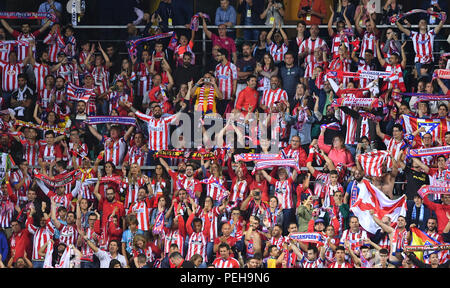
xmin=202 ymin=27 xmax=206 ymax=67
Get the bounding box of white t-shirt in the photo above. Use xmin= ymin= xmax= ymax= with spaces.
xmin=95 ymin=250 xmax=127 ymax=268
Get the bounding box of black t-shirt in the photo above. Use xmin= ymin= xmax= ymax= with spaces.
xmin=404 ymin=166 xmax=429 ymax=200
xmin=236 ymin=57 xmax=257 ymax=84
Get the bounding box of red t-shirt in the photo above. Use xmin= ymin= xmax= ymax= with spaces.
xmin=211 ymin=33 xmax=236 ymax=61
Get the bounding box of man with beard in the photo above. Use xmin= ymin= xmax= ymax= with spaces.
xmin=10 ymin=73 xmax=34 ymax=121
xmin=235 ymin=43 xmax=256 ymax=97
xmin=279 ymin=51 xmax=303 ymax=100
xmin=160 ymin=158 xmax=187 ymax=195
xmin=173 ymin=52 xmax=200 ymax=88
xmin=0 ymin=19 xmax=51 ymax=62
xmin=88 ymin=123 xmax=135 ymax=167
xmin=128 ymin=100 xmax=187 ymax=166
xmin=259 ymin=76 xmax=287 ymax=113
xmin=94 ymin=186 xmax=125 ymax=229
xmin=50 ymin=198 xmax=78 ymax=246
xmin=344 ymin=167 xmax=364 ymax=207
xmin=235 ymin=75 xmax=258 ymax=116
xmin=371 ymin=212 xmax=408 ymax=263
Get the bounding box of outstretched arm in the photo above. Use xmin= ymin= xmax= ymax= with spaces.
xmin=88 ymin=124 xmax=103 ymax=141
xmin=201 ymin=16 xmax=212 ymax=39
xmin=370 ymin=210 xmax=394 ymax=234
xmin=0 ymin=19 xmax=14 ymax=35
xmin=395 ymin=19 xmax=411 ymax=37
xmin=434 ymin=12 xmax=446 ymax=35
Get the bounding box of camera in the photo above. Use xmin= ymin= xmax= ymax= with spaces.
xmin=204 ymin=78 xmax=210 ymax=83
xmin=253 ymin=191 xmax=260 ymax=196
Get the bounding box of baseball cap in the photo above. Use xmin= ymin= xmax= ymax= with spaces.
xmin=314 ymin=218 xmax=325 ymax=225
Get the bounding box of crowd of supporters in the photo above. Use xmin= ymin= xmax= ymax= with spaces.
xmin=0 ymin=0 xmax=449 ymax=269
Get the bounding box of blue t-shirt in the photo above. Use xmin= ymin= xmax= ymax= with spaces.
xmin=121 ymin=229 xmax=144 ymax=254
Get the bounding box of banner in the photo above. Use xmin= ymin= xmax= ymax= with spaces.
xmin=289 ymin=232 xmax=326 ymax=246
xmin=389 ymin=9 xmax=445 ymax=24
xmin=417 ymin=185 xmax=450 ymax=199
xmin=14 ymin=120 xmax=69 ymax=135
xmin=126 ymin=32 xmax=174 ymax=57
xmin=435 ymin=69 xmax=450 ymax=79
xmin=409 ymin=227 xmax=441 ymax=261
xmin=85 ymin=116 xmax=136 ymax=126
xmin=34 ymin=169 xmax=82 ymax=188
xmin=154 ymin=150 xmax=216 ymax=160
xmin=234 ymin=153 xmax=282 ymax=162
xmin=152 ymin=211 xmax=165 ymax=235
xmin=0 ymin=11 xmax=56 ymax=22
xmin=327 ymin=70 xmax=392 ymax=80
xmin=400 ymin=93 xmax=450 ymax=102
xmin=252 ymin=159 xmax=301 ymax=174
xmin=350 ymin=179 xmax=407 ymax=234
xmin=408 ymin=145 xmax=450 ymax=158
xmin=66 ymin=82 xmax=95 ymax=102
xmin=331 ymin=97 xmax=382 ymax=108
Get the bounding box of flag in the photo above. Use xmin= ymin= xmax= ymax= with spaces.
xmin=401 ymin=114 xmax=449 ymax=144
xmin=350 ymin=179 xmax=407 ymax=234
xmin=167 ymin=33 xmax=178 ymax=51
xmin=0 ymin=153 xmax=14 ymax=182
xmin=357 ymin=150 xmax=389 ymax=177
xmin=152 ymin=211 xmax=165 ymax=235
xmin=66 ymin=82 xmax=95 ymax=102
xmin=410 ymin=227 xmax=440 ymax=262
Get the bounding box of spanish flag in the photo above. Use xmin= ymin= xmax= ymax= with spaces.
xmin=410 ymin=227 xmax=440 ymax=261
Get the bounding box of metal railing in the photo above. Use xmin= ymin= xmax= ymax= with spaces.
xmin=70 ymin=24 xmax=450 ymax=67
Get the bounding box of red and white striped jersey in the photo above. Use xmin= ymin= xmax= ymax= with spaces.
xmin=359 ymin=31 xmax=377 ymax=58
xmin=78 ymin=51 xmax=90 ymax=70
xmin=329 ymin=57 xmax=351 ymax=87
xmin=39 ymin=144 xmax=63 ymax=163
xmin=357 ymin=59 xmax=375 ymax=88
xmin=108 ymin=91 xmax=131 ymax=113
xmin=313 ymin=171 xmax=330 ymax=200
xmin=383 ymin=135 xmax=403 ymax=168
xmin=33 ymin=62 xmax=50 ymax=92
xmin=135 ymin=111 xmax=177 ymax=151
xmin=26 ymin=217 xmax=55 ymax=260
xmin=269 ymin=235 xmax=287 ymax=250
xmin=410 ymin=30 xmax=435 ymax=64
xmin=213 ymin=257 xmax=240 ymax=268
xmin=261 ymin=88 xmax=288 ymax=111
xmin=43 ymin=32 xmax=62 ymax=63
xmin=20 ymin=139 xmax=46 ymax=166
xmin=215 ymin=62 xmax=237 ymax=100
xmin=205 ymin=175 xmax=227 ymax=202
xmin=128 ymin=200 xmax=151 ymax=231
xmin=151 ymin=179 xmax=167 ymax=199
xmin=14 ymin=32 xmax=37 ymax=61
xmin=270 ymin=178 xmax=294 ymax=209
xmin=331 ymin=33 xmax=350 ymax=59
xmin=55 ymin=63 xmax=73 ymax=83
xmin=0 ymin=61 xmax=24 ymax=92
xmin=90 ymin=65 xmax=109 ymax=94
xmin=0 ymin=43 xmax=12 ymax=62
xmin=339 ymin=110 xmax=358 ymax=145
xmin=11 ymin=170 xmax=32 ymax=206
xmin=301 ymin=256 xmax=325 ymax=268
xmin=58 ymin=223 xmax=78 ymax=246
xmin=429 ymin=169 xmax=446 ymax=201
xmin=328 ymin=261 xmax=353 ymax=268
xmin=80 ymin=227 xmax=98 ymax=261
xmin=67 ymin=142 xmax=88 ymax=167
xmin=378 ymin=233 xmax=390 ymax=250
xmin=164 ymin=229 xmax=185 ymax=256
xmin=125 ymin=145 xmax=147 ymax=166
xmin=103 ymin=137 xmax=127 ymax=166
xmin=298 ymin=37 xmax=326 ymax=65
xmin=186 ymin=231 xmax=208 ymax=261
xmin=199 ymin=207 xmax=221 ymax=241
xmin=391 ymin=228 xmax=408 ymax=252
xmin=135 ymin=62 xmax=152 ymax=98
xmin=324 ymin=237 xmax=338 ymax=263
xmin=0 ymin=200 xmax=15 ymax=228
xmin=230 ymin=179 xmax=248 ymax=203
xmin=122 ymin=177 xmax=145 ymax=209
xmin=268 ymin=42 xmax=288 ymax=63
xmin=383 ymin=63 xmax=406 ymax=92
xmin=37 ymin=87 xmax=54 ymax=109
xmin=340 ymin=229 xmax=368 ymax=252
xmin=79 ymin=169 xmax=96 ymax=200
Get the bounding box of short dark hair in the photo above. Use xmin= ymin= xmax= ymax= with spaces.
xmin=365 ymin=49 xmax=374 ymax=55
xmin=268 ymin=245 xmax=278 ymax=254
xmin=218 ymin=243 xmax=230 ymax=251
xmin=17 ymin=73 xmax=27 ymax=81
xmin=379 ymin=248 xmax=389 ymax=255
xmin=329 ymin=170 xmax=339 ymax=176
xmin=44 ymin=130 xmax=55 ymax=137
xmin=308 ymin=246 xmax=318 ymax=254
xmin=247 ymin=75 xmax=257 ymax=82
xmin=218 ymin=48 xmax=228 ymax=58
xmin=393 ymin=124 xmax=403 ymax=132
xmin=109 ymin=259 xmax=122 ymax=268
xmin=336 ymin=246 xmax=346 ymax=252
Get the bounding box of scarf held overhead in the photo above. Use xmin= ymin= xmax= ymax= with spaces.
xmin=154 ymin=150 xmax=216 ymax=160
xmin=34 ymin=169 xmax=82 ymax=188
xmin=85 ymin=116 xmax=136 ymax=126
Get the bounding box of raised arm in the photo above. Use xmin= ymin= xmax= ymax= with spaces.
xmin=201 ymin=16 xmax=212 ymax=39
xmin=87 ymin=124 xmax=103 ymax=141
xmin=411 ymin=157 xmax=430 ymax=174
xmin=400 ymin=41 xmax=407 ymax=69
xmin=375 ymin=121 xmax=386 ymax=140
xmin=395 ymin=19 xmax=411 ymax=37
xmin=259 ymin=169 xmax=273 ymax=183
xmin=370 ymin=210 xmax=394 ymax=234
xmin=98 ymin=42 xmax=111 ymax=69
xmin=375 ymin=40 xmax=386 ymax=67
xmin=0 ymin=19 xmax=14 ymax=35
xmin=434 ymin=12 xmax=446 ymax=35
xmin=328 ymin=5 xmax=335 ymax=37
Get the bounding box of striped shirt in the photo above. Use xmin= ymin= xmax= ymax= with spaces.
xmin=102 ymin=136 xmax=127 ymax=166
xmin=261 ymin=88 xmax=288 ymax=111
xmin=33 ymin=62 xmax=50 ymax=92
xmin=410 ymin=30 xmax=435 ymax=64
xmin=269 ymin=42 xmax=288 ymax=63
xmin=0 ymin=61 xmax=24 ymax=92
xmin=26 ymin=217 xmax=55 ymax=261
xmin=213 ymin=257 xmax=240 ymax=268
xmin=128 ymin=199 xmax=151 ymax=231
xmin=135 ymin=111 xmax=177 ymax=151
xmin=360 ymin=31 xmax=377 ymax=58
xmin=270 ymin=178 xmax=294 ymax=210
xmin=215 ymin=62 xmax=237 ymax=100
